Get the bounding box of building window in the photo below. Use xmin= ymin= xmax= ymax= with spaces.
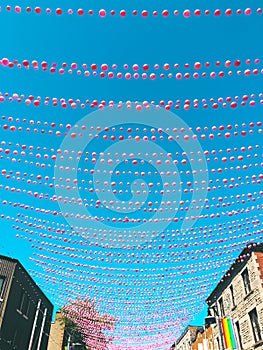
xmin=230 ymin=285 xmax=235 ymax=307
xmin=242 ymin=268 xmax=251 ymax=295
xmin=235 ymin=321 xmax=242 ymax=349
xmin=249 ymin=308 xmax=262 ymax=342
xmin=12 ymin=330 xmax=17 ymax=346
xmin=218 ymin=297 xmax=224 ymax=317
xmin=0 ymin=276 xmax=5 ymax=295
xmin=18 ymin=291 xmax=30 ymax=316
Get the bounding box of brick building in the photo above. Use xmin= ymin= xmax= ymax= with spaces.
xmin=175 ymin=326 xmax=203 ymax=350
xmin=191 ymin=326 xmax=214 ymax=350
xmin=0 ymin=254 xmax=53 ymax=349
xmin=206 ymin=243 xmax=263 ymax=350
xmin=47 ymin=312 xmax=65 ymax=350
xmin=47 ymin=312 xmax=88 ymax=350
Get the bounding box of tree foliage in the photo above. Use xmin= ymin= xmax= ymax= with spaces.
xmin=60 ymin=299 xmax=117 ymax=350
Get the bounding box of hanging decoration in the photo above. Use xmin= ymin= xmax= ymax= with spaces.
xmin=0 ymin=0 xmax=263 ymax=348
xmin=1 ymin=6 xmax=262 ymax=18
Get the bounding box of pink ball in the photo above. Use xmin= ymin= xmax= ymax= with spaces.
xmin=244 ymin=8 xmax=252 ymax=15
xmin=101 ymin=64 xmax=108 ymax=71
xmin=56 ymin=8 xmax=62 ymax=15
xmin=176 ymin=73 xmax=182 ymax=79
xmin=194 ymin=62 xmax=201 ymax=69
xmin=225 ymin=9 xmax=232 ymax=16
xmin=2 ymin=58 xmax=9 ymax=66
xmin=99 ymin=9 xmax=106 ymax=17
xmin=183 ymin=9 xmax=191 ymax=18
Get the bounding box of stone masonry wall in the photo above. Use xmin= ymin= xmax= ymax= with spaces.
xmin=211 ymin=252 xmax=263 ymax=350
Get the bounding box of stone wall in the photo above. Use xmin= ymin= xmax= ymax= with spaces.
xmin=210 ymin=252 xmax=263 ymax=350
xmin=47 ymin=312 xmax=65 ymax=350
xmin=191 ymin=326 xmax=214 ymax=350
xmin=177 ymin=326 xmax=201 ymax=350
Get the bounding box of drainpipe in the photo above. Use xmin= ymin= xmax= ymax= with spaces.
xmin=28 ymin=299 xmax=41 ymax=350
xmin=36 ymin=308 xmax=47 ymax=350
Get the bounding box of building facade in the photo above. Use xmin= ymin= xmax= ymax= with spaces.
xmin=191 ymin=326 xmax=214 ymax=350
xmin=48 ymin=312 xmax=88 ymax=350
xmin=0 ymin=254 xmax=53 ymax=350
xmin=47 ymin=312 xmax=65 ymax=350
xmin=206 ymin=243 xmax=263 ymax=350
xmin=175 ymin=326 xmax=203 ymax=350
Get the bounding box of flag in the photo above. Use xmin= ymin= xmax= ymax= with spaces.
xmin=220 ymin=318 xmax=237 ymax=349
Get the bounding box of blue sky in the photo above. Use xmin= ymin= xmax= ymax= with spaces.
xmin=0 ymin=0 xmax=263 ymax=348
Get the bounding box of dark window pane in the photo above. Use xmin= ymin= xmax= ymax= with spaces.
xmin=218 ymin=298 xmax=224 ymax=317
xmin=249 ymin=308 xmax=262 ymax=342
xmin=18 ymin=291 xmax=25 ymax=312
xmin=0 ymin=276 xmax=5 ymax=295
xmin=235 ymin=321 xmax=242 ymax=349
xmin=230 ymin=285 xmax=235 ymax=307
xmin=241 ymin=268 xmax=251 ymax=295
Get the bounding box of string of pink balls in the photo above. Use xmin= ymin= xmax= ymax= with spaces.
xmin=2 ymin=6 xmax=262 ymax=17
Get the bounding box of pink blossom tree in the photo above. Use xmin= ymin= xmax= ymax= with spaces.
xmin=61 ymin=298 xmax=117 ymax=349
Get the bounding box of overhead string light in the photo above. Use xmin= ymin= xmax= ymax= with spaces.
xmin=1 ymin=117 xmax=262 ymax=139
xmin=0 ymin=91 xmax=262 ymax=109
xmin=1 ymin=6 xmax=262 ymax=18
xmin=11 ymin=210 xmax=263 ymax=255
xmin=0 ymin=57 xmax=262 ymax=81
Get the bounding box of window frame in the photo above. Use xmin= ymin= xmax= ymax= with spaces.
xmin=218 ymin=297 xmax=225 ymax=318
xmin=235 ymin=321 xmax=242 ymax=349
xmin=249 ymin=308 xmax=262 ymax=343
xmin=230 ymin=285 xmax=235 ymax=307
xmin=18 ymin=290 xmax=30 ymax=317
xmin=0 ymin=276 xmax=5 ymax=297
xmin=241 ymin=268 xmax=252 ymax=295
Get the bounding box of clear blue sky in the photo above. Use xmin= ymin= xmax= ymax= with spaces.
xmin=0 ymin=0 xmax=263 ymax=348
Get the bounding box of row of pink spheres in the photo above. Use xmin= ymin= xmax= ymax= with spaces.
xmin=0 ymin=92 xmax=261 ymax=110
xmin=1 ymin=58 xmax=261 ymax=70
xmin=1 ymin=58 xmax=262 ymax=80
xmin=5 ymin=6 xmax=262 ymax=17
xmin=2 ymin=68 xmax=262 ymax=80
